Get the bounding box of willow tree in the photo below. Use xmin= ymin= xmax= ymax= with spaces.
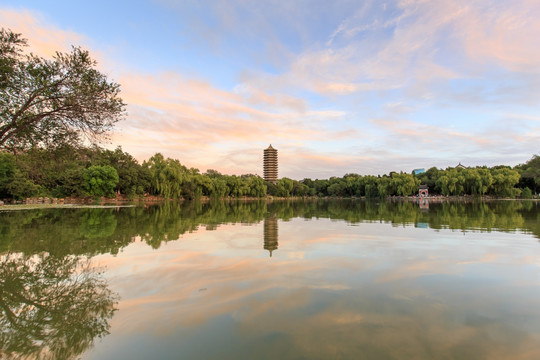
xmin=0 ymin=29 xmax=125 ymax=152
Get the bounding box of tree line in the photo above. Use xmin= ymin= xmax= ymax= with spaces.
xmin=2 ymin=145 xmax=539 ymax=201
xmin=266 ymin=158 xmax=539 ymax=198
xmin=0 ymin=145 xmax=267 ymax=200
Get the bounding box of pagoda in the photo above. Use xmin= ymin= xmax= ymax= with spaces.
xmin=263 ymin=144 xmax=278 ymax=183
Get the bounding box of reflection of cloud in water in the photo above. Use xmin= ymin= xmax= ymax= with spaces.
xmin=89 ymin=219 xmax=540 ymax=359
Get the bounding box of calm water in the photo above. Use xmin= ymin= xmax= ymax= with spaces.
xmin=1 ymin=199 xmax=540 ymax=359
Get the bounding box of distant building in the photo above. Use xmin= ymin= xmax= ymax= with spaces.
xmin=413 ymin=168 xmax=425 ymax=175
xmin=263 ymin=144 xmax=278 ymax=183
xmin=455 ymin=163 xmax=466 ymax=169
xmin=419 ymin=184 xmax=429 ymax=197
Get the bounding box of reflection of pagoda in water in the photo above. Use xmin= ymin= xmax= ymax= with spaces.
xmin=263 ymin=215 xmax=278 ymax=257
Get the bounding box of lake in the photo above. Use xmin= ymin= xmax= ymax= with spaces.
xmin=1 ymin=199 xmax=540 ymax=359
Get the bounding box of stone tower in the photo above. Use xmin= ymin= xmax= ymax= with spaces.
xmin=263 ymin=144 xmax=278 ymax=183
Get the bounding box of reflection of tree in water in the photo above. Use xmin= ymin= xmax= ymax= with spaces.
xmin=264 ymin=215 xmax=278 ymax=257
xmin=80 ymin=209 xmax=118 ymax=238
xmin=0 ymin=253 xmax=118 ymax=360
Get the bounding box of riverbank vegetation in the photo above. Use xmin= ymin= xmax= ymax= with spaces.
xmin=1 ymin=144 xmax=539 ymax=202
xmin=0 ymin=145 xmax=268 ymax=201
xmin=289 ymin=163 xmax=535 ymax=198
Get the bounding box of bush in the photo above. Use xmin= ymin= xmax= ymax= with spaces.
xmin=0 ymin=152 xmax=41 ymax=199
xmin=521 ymin=187 xmax=533 ymax=199
xmin=83 ymin=165 xmax=119 ymax=198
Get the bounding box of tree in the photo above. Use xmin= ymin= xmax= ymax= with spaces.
xmin=391 ymin=172 xmax=419 ymax=196
xmin=491 ymin=167 xmax=520 ymax=197
xmin=277 ymin=178 xmax=294 ymax=197
xmin=94 ymin=146 xmax=149 ymax=197
xmin=377 ymin=176 xmax=392 ymax=197
xmin=477 ymin=168 xmax=493 ymax=195
xmin=83 ymin=165 xmax=119 ymax=198
xmin=0 ymin=152 xmax=15 ymax=197
xmin=518 ymin=154 xmax=540 ymax=194
xmin=291 ymin=179 xmax=308 ymax=197
xmin=0 ymin=151 xmax=40 ymax=199
xmin=0 ymin=29 xmax=125 ymax=151
xmin=521 ymin=187 xmax=533 ymax=199
xmin=143 ymin=153 xmax=186 ymax=198
xmin=416 ymin=167 xmax=441 ymax=194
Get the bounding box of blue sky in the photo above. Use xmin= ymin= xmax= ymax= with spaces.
xmin=1 ymin=0 xmax=539 ymax=179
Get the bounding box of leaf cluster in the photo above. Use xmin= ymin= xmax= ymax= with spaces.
xmin=0 ymin=28 xmax=125 ymax=151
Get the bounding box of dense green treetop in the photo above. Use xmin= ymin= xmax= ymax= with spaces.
xmin=82 ymin=165 xmax=119 ymax=198
xmin=516 ymin=154 xmax=540 ymax=194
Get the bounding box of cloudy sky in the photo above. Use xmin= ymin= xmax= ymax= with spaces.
xmin=2 ymin=0 xmax=540 ymax=179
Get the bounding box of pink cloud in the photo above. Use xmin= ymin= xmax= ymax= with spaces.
xmin=240 ymin=0 xmax=540 ymax=99
xmin=111 ymin=71 xmax=358 ymax=173
xmin=0 ymin=8 xmax=93 ymax=59
xmin=457 ymin=0 xmax=540 ymax=72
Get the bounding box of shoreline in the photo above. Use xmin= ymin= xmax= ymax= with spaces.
xmin=1 ymin=194 xmax=538 ymax=211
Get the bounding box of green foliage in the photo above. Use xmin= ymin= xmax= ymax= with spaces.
xmin=1 ymin=140 xmax=536 ymax=201
xmin=517 ymin=154 xmax=540 ymax=194
xmin=521 ymin=187 xmax=533 ymax=199
xmin=377 ymin=176 xmax=392 ymax=198
xmin=211 ymin=177 xmax=227 ymax=198
xmin=389 ymin=172 xmax=418 ymax=196
xmin=277 ymin=178 xmax=293 ymax=197
xmin=0 ymin=27 xmax=136 ymax=200
xmin=0 ymin=152 xmax=15 ymax=198
xmin=490 ymin=167 xmax=520 ymax=197
xmin=4 ymin=172 xmax=41 ymax=199
xmin=83 ymin=165 xmax=119 ymax=198
xmin=416 ymin=167 xmax=440 ymax=193
xmin=293 ymin=165 xmax=525 ymax=199
xmin=142 ymin=155 xmax=267 ymax=199
xmin=0 ymin=152 xmax=40 ymax=199
xmin=94 ymin=146 xmax=149 ymax=198
xmin=244 ymin=175 xmax=266 ymax=197
xmin=0 ymin=28 xmax=125 ymax=151
xmin=143 ymin=153 xmax=185 ymax=198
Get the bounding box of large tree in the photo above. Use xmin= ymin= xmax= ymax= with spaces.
xmin=0 ymin=28 xmax=125 ymax=152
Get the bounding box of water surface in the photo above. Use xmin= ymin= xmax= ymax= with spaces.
xmin=1 ymin=200 xmax=540 ymax=359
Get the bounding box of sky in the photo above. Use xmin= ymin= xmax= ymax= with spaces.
xmin=1 ymin=0 xmax=540 ymax=179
